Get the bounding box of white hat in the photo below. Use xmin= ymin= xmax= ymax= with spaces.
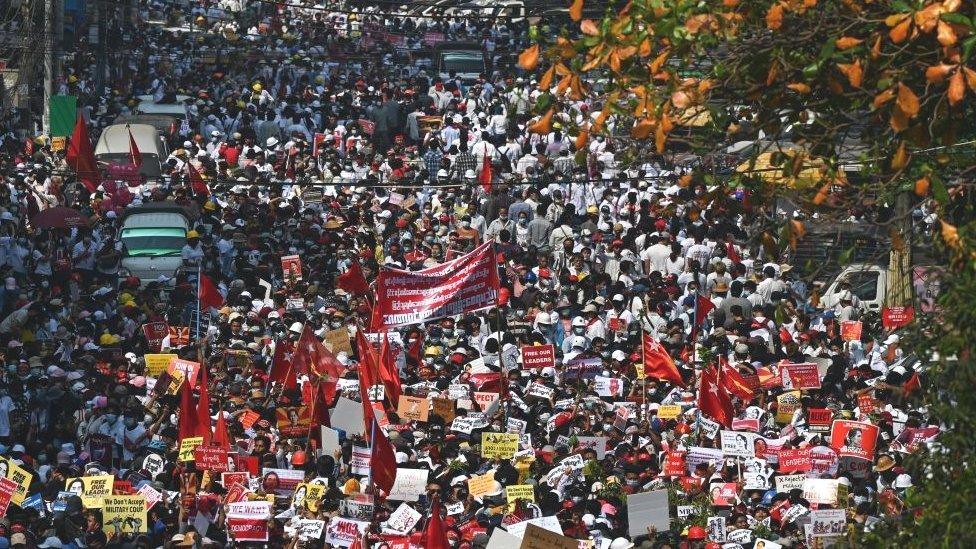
xmin=884 ymin=334 xmax=900 ymax=345
xmin=266 ymin=137 xmax=279 ymax=148
xmin=541 ymin=367 xmax=556 ymax=378
xmin=894 ymin=473 xmax=912 ymax=488
xmin=571 ymin=336 xmax=587 ymax=349
xmin=611 ymin=350 xmax=627 ymax=362
xmin=534 ymin=311 xmax=552 ymax=325
xmin=609 ymin=538 xmax=635 ymax=549
xmin=289 ymin=322 xmax=304 ymax=333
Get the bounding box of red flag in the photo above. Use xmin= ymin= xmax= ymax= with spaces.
xmin=903 ymin=371 xmax=921 ymax=396
xmin=726 ymin=241 xmax=741 ymax=264
xmin=187 ymin=162 xmax=211 ymax=197
xmin=198 ymin=274 xmax=224 ymax=310
xmin=292 ymin=327 xmax=343 ymax=402
xmin=66 ymin=115 xmax=99 ymax=192
xmin=178 ymin=381 xmax=198 ymax=441
xmin=691 ymin=294 xmax=715 ymax=341
xmin=719 ymin=357 xmax=755 ymax=401
xmin=371 ymin=420 xmax=398 ymax=495
xmin=213 ymin=408 xmax=231 ymax=450
xmin=309 ymin=380 xmax=333 ymax=431
xmin=356 ymin=330 xmax=380 ymax=430
xmin=349 ymin=534 xmax=365 ymax=549
xmin=128 ymin=127 xmax=143 ymax=167
xmin=406 ymin=332 xmax=424 ymax=369
xmin=268 ymin=341 xmax=298 ymax=390
xmin=196 ymin=363 xmax=213 ymax=443
xmin=478 ymin=153 xmax=492 ymax=193
xmin=379 ymin=332 xmax=402 ymax=404
xmin=642 ymin=332 xmax=685 ymax=387
xmin=423 ymin=495 xmax=450 ymax=549
xmin=24 ymin=137 xmax=33 ymax=157
xmin=699 ymin=365 xmax=734 ymax=427
xmin=336 ymin=260 xmax=370 ymax=296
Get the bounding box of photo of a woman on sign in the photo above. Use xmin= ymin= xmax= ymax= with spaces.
xmin=829 ymin=420 xmax=879 ymax=460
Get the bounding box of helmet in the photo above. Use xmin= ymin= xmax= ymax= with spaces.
xmin=571 ymin=336 xmax=587 ymax=349
xmin=571 ymin=317 xmax=586 ymax=328
xmin=186 ymin=230 xmax=200 ymax=239
xmin=252 ymin=82 xmax=263 ymax=92
xmin=436 ymin=169 xmax=449 ymax=179
xmin=464 ymin=169 xmax=476 ymax=179
xmin=609 ymin=538 xmax=634 ymax=549
xmin=289 ymin=322 xmax=304 ymax=333
xmin=534 ymin=312 xmax=552 ymax=325
xmin=687 ymin=526 xmax=707 ymax=540
xmin=894 ymin=473 xmax=912 ymax=489
xmin=291 ymin=450 xmax=307 ymax=466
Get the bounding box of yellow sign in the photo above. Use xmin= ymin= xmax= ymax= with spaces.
xmin=1 ymin=457 xmax=33 ymax=505
xmin=467 ymin=473 xmax=496 ymax=498
xmin=293 ymin=482 xmax=326 ymax=512
xmin=776 ymin=391 xmax=802 ymax=424
xmin=165 ymin=368 xmax=186 ymax=396
xmin=657 ymin=405 xmax=682 ymax=421
xmin=505 ymin=484 xmax=535 ymax=504
xmin=481 ymin=432 xmax=519 ymax=459
xmin=634 ymin=364 xmax=646 ymax=380
xmin=145 ymin=354 xmax=178 ymax=377
xmin=51 ymin=136 xmax=66 ymax=152
xmin=65 ymin=474 xmax=114 ymax=508
xmin=178 ymin=437 xmax=204 ymax=462
xmin=102 ymin=495 xmax=148 ymax=533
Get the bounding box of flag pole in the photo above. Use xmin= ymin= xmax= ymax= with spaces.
xmin=195 ymin=263 xmax=203 ymax=342
xmin=641 ymin=328 xmax=648 ymax=423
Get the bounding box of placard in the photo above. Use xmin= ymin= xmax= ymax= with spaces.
xmin=830 ymin=420 xmax=879 ymax=460
xmin=505 ymin=484 xmax=535 ymax=504
xmin=193 ymin=446 xmax=229 ymax=472
xmin=178 ymin=437 xmax=203 ymax=462
xmin=778 ymin=448 xmax=812 ymax=473
xmin=776 ymin=391 xmax=801 ymax=424
xmin=775 ymin=474 xmax=807 ymax=493
xmin=143 ymin=322 xmax=169 ymax=352
xmin=575 ymin=436 xmax=607 ymax=459
xmin=144 ymin=353 xmax=177 ymax=376
xmin=720 ymin=430 xmax=756 ymax=457
xmin=2 ymin=458 xmax=32 ymax=505
xmin=520 ymin=523 xmax=578 ymax=549
xmin=657 ymin=404 xmax=682 ymax=420
xmin=397 ymin=396 xmax=430 ymax=422
xmin=281 ymin=254 xmax=304 ymax=282
xmin=65 ymin=474 xmax=113 ymax=508
xmin=710 ymin=483 xmax=738 ymax=506
xmin=350 ymin=447 xmax=372 ymax=475
xmin=324 ymin=327 xmax=353 ymax=355
xmin=593 ymin=376 xmax=624 ymax=397
xmin=0 ymin=478 xmax=17 ymax=516
xmin=803 ymin=478 xmax=841 ymax=505
xmin=331 ymin=396 xmax=366 ymax=436
xmin=521 ymin=344 xmax=555 ymax=369
xmin=707 ymin=516 xmax=727 ymax=542
xmin=467 ymin=473 xmax=496 ymax=498
xmin=168 ymin=358 xmax=201 ymax=389
xmin=627 ymin=490 xmax=670 ymax=538
xmin=840 ymin=320 xmax=863 ymax=342
xmin=388 ymin=469 xmax=429 ymax=501
xmin=481 ymin=432 xmax=519 ymax=459
xmin=780 ymin=363 xmax=821 ymax=390
xmin=473 ymin=391 xmax=500 ymax=412
xmin=384 ymin=502 xmax=422 ymax=535
xmin=809 ymin=509 xmax=846 ymax=537
xmin=102 ymin=495 xmax=148 ymax=532
xmin=807 ymin=408 xmax=833 ymax=432
xmin=297 ymin=519 xmax=326 ymax=541
xmin=882 ymin=306 xmax=914 ymax=329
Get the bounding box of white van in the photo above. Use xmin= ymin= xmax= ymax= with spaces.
xmin=94 ymin=124 xmax=167 ymax=179
xmin=119 ymin=203 xmax=194 ymax=285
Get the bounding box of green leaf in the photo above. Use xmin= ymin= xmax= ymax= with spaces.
xmin=838 ymin=246 xmax=854 ymax=265
xmin=963 ymin=35 xmax=976 ymax=61
xmin=931 ymin=175 xmax=949 ymax=205
xmin=940 ymin=13 xmax=972 ymax=27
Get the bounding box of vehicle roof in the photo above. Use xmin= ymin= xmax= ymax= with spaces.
xmin=94 ymin=124 xmax=163 ymax=157
xmin=121 ymin=202 xmax=197 ymax=222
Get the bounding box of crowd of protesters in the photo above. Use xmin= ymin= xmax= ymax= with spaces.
xmin=0 ymin=0 xmax=935 ymax=548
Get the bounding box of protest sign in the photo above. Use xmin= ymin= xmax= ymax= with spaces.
xmin=710 ymin=483 xmax=738 ymax=506
xmin=384 ymin=503 xmax=422 ymax=535
xmin=776 ymin=391 xmax=802 ymax=424
xmin=281 ymin=255 xmax=304 ymax=281
xmin=882 ymin=306 xmax=915 ymax=329
xmin=810 ymin=445 xmax=840 ymax=476
xmin=686 ymin=446 xmax=724 ymax=474
xmin=755 ymin=539 xmax=783 ymax=549
xmin=2 ymin=457 xmax=32 ymax=505
xmin=707 ymin=516 xmax=727 ymax=542
xmin=431 ymin=397 xmax=456 ymax=422
xmin=486 ymin=529 xmax=522 ymax=549
xmin=178 ymin=437 xmax=203 ymax=462
xmin=575 ymin=436 xmax=607 ymax=459
xmin=144 ymin=353 xmax=177 ymax=376
xmin=520 ymin=523 xmax=578 ymax=549
xmin=323 ymin=327 xmax=353 ymax=355
xmin=562 ymin=357 xmax=603 ymax=380
xmin=721 ymin=430 xmax=756 ymax=457
xmin=142 ymin=322 xmax=169 ymax=352
xmin=778 ymin=448 xmax=812 ymax=473
xmin=324 ymin=518 xmax=368 ymax=547
xmin=780 ymin=362 xmax=821 ymax=390
xmin=0 ymin=478 xmax=16 ymax=516
xmin=504 ymin=515 xmax=564 ymax=537
xmin=481 ymin=432 xmax=519 ymax=459
xmin=627 ymin=490 xmax=670 ymax=537
xmin=808 ymin=408 xmax=833 ymax=432
xmin=473 ymin=391 xmax=500 ymax=412
xmin=810 ymin=509 xmax=847 ymax=537
xmin=830 ymin=420 xmax=880 ymax=460
xmin=350 ymin=447 xmax=372 ymax=475
xmin=137 ymin=484 xmax=163 ymax=509
xmin=276 ymin=406 xmax=312 ymax=438
xmin=193 ymin=446 xmax=229 ymax=472
xmin=803 ymin=478 xmax=841 ymax=505
xmin=370 ymin=242 xmax=500 ymax=330
xmin=521 ymin=344 xmax=555 ymax=369
xmin=168 ymin=358 xmax=201 ymax=389
xmin=388 ymin=468 xmax=428 ymax=501
xmin=396 ymin=395 xmax=430 ymax=421
xmin=657 ymin=404 xmax=682 ymax=420
xmin=261 ymin=468 xmax=304 ymax=495
xmin=775 ymin=474 xmax=807 ymax=493
xmin=102 ymin=496 xmax=148 ymax=533
xmin=240 ymin=410 xmax=261 ymax=430
xmin=505 ymin=484 xmax=535 ymax=505
xmin=594 ymin=376 xmax=624 ymax=397
xmin=65 ymin=474 xmax=113 ymax=508
xmin=698 ymin=416 xmax=721 ymax=439
xmin=297 ymin=519 xmax=326 ymax=541
xmin=664 ymin=451 xmax=687 ymax=477
xmin=320 ymin=427 xmax=341 ymax=458
xmin=332 ymin=397 xmax=366 ymax=436
xmin=841 ymin=320 xmax=863 ymax=341
xmin=467 ymin=473 xmax=496 ymax=498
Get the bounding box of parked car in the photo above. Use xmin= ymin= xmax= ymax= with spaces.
xmin=119 ymin=203 xmax=194 ymax=285
xmin=94 ymin=124 xmax=167 ymax=179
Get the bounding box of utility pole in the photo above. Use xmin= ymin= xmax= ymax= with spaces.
xmin=42 ymin=0 xmax=56 ymax=136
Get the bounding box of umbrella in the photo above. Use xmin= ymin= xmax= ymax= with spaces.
xmin=31 ymin=207 xmax=89 ymax=229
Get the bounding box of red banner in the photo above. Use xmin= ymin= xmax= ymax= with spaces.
xmin=143 ymin=322 xmax=169 ymax=352
xmin=168 ymin=326 xmax=190 ymax=347
xmin=807 ymin=408 xmax=832 ymax=432
xmin=778 ymin=448 xmax=812 ymax=473
xmin=840 ymin=320 xmax=863 ymax=342
xmin=370 ymin=242 xmax=500 ymax=331
xmin=780 ymin=362 xmax=821 ymax=390
xmin=194 ymin=446 xmax=229 ymax=472
xmin=227 ymin=518 xmax=269 ymax=542
xmin=0 ymin=478 xmax=17 ymax=517
xmin=521 ymin=344 xmax=555 ymax=369
xmin=882 ymin=306 xmax=914 ymax=329
xmin=664 ymin=451 xmax=686 ymax=477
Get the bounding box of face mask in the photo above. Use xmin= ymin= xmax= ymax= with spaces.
xmin=573 ymin=327 xmax=585 ymax=335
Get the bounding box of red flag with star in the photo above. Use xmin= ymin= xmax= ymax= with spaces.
xmin=642 ymin=331 xmax=685 ymax=387
xmin=699 ymin=365 xmax=734 ymax=427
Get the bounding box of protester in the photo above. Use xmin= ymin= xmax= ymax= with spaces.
xmin=0 ymin=1 xmax=932 ymax=548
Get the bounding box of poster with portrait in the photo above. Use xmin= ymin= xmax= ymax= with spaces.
xmin=65 ymin=474 xmax=114 ymax=508
xmin=829 ymin=420 xmax=879 ymax=460
xmin=276 ymin=406 xmax=312 ymax=438
xmin=281 ymin=255 xmax=304 ymax=282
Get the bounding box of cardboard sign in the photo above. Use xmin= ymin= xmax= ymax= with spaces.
xmin=778 ymin=448 xmax=812 ymax=473
xmin=142 ymin=322 xmax=169 ymax=352
xmin=803 ymin=478 xmax=842 ymax=505
xmin=657 ymin=404 xmax=682 ymax=421
xmin=384 ymin=503 xmax=422 ymax=535
xmin=167 ymin=326 xmax=190 ymax=347
xmin=720 ymin=430 xmax=757 ymax=457
xmin=144 ymin=353 xmax=177 ymax=377
xmin=882 ymin=306 xmax=914 ymax=329
xmin=350 ymin=447 xmax=372 ymax=475
xmin=193 ymin=446 xmax=229 ymax=472
xmin=331 ymin=396 xmax=366 ymax=436
xmin=481 ymin=432 xmax=519 ymax=459
xmin=65 ymin=474 xmax=113 ymax=508
xmin=467 ymin=473 xmax=496 ymax=498
xmin=396 ymin=396 xmax=430 ymax=422
xmin=707 ymin=516 xmax=727 ymax=542
xmin=286 ymin=298 xmax=305 ymax=311
xmin=830 ymin=420 xmax=879 ymax=460
xmin=809 ymin=508 xmax=846 ymax=537
xmin=473 ymin=391 xmax=500 ymax=412
xmin=521 ymin=344 xmax=555 ymax=369
xmin=840 ymin=320 xmax=863 ymax=342
xmin=168 ymin=358 xmax=201 ymax=389
xmin=276 ymin=406 xmax=312 ymax=438
xmin=775 ymin=474 xmax=807 ymax=493
xmin=664 ymin=451 xmax=687 ymax=477
xmin=323 ymin=327 xmax=353 ymax=355
xmin=102 ymin=496 xmax=148 ymax=533
xmin=281 ymin=254 xmax=304 ymax=282
xmin=431 ymin=397 xmax=456 ymax=422
xmin=626 ymin=490 xmax=670 ymax=538
xmin=178 ymin=437 xmax=203 ymax=462
xmin=388 ymin=469 xmax=428 ymax=501
xmin=505 ymin=484 xmax=535 ymax=505
xmin=807 ymin=408 xmax=833 ymax=433
xmin=780 ymin=362 xmax=821 ymax=390
xmin=520 ymin=523 xmax=578 ymax=549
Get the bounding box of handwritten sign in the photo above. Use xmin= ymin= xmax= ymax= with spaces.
xmin=521 ymin=344 xmax=555 ymax=369
xmin=396 ymin=395 xmax=430 ymax=422
xmin=481 ymin=432 xmax=519 ymax=459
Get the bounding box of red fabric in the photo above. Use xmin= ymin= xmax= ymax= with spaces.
xmin=478 ymin=153 xmax=492 ymax=193
xmin=423 ymin=495 xmax=451 ymax=549
xmin=903 ymin=372 xmax=921 ymax=396
xmin=198 ymin=274 xmax=224 ymax=310
xmin=292 ymin=327 xmax=342 ymax=401
xmin=309 ymin=380 xmax=333 ymax=431
xmin=196 ymin=362 xmax=213 ymax=443
xmin=66 ymin=116 xmax=99 ymax=192
xmin=128 ymin=128 xmax=143 ymax=167
xmin=379 ymin=333 xmax=402 ymax=404
xmin=371 ymin=420 xmax=398 ymax=496
xmin=213 ymin=408 xmax=231 ymax=450
xmin=719 ymin=357 xmax=755 ymax=401
xmin=349 ymin=534 xmax=365 ymax=549
xmin=726 ymin=241 xmax=741 ymax=264
xmin=699 ymin=365 xmax=734 ymax=427
xmin=336 ymin=260 xmax=370 ymax=295
xmin=356 ymin=331 xmax=380 ymax=430
xmin=24 ymin=138 xmax=33 ymax=156
xmin=268 ymin=340 xmax=298 ymax=390
xmin=178 ymin=380 xmax=198 ymax=441
xmin=406 ymin=333 xmax=424 ymax=369
xmin=187 ymin=162 xmax=211 ymax=197
xmin=642 ymin=332 xmax=685 ymax=387
xmin=691 ymin=294 xmax=715 ymax=341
